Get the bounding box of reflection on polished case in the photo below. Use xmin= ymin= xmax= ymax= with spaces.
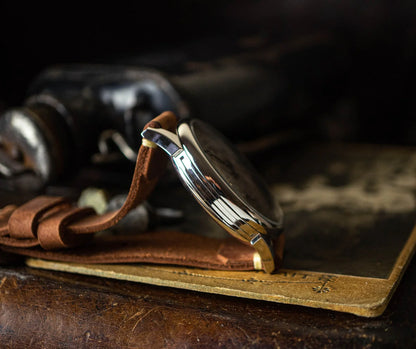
xmin=142 ymin=119 xmax=283 ymax=273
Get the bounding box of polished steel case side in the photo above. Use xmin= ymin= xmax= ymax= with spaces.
xmin=171 ymin=143 xmax=276 ymax=273
xmin=177 ymin=120 xmax=283 ymax=232
xmin=141 ymin=127 xmax=182 ymax=156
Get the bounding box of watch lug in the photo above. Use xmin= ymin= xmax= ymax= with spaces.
xmin=251 ymin=234 xmax=276 ymax=273
xmin=141 ymin=127 xmax=182 ymax=156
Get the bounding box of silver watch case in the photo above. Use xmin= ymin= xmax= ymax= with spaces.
xmin=141 ymin=119 xmax=283 ymax=273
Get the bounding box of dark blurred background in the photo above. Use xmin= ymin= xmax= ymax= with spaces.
xmin=1 ymin=1 xmax=415 ymax=145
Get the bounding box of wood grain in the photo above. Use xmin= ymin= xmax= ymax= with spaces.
xmin=0 ymin=259 xmax=415 ymax=348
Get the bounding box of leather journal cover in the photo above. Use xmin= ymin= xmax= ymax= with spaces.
xmin=25 ymin=143 xmax=416 ymax=317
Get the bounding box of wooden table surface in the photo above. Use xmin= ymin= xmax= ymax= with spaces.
xmin=0 ymin=256 xmax=415 ymax=348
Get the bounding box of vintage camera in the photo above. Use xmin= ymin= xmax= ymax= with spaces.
xmin=0 ymin=35 xmax=344 ymax=190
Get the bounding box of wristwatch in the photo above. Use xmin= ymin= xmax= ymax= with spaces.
xmin=142 ymin=118 xmax=283 ymax=273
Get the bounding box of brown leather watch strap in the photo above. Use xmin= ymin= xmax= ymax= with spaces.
xmin=8 ymin=196 xmax=70 ymax=239
xmin=0 ymin=111 xmax=178 ymax=249
xmin=0 ymin=111 xmax=285 ymax=272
